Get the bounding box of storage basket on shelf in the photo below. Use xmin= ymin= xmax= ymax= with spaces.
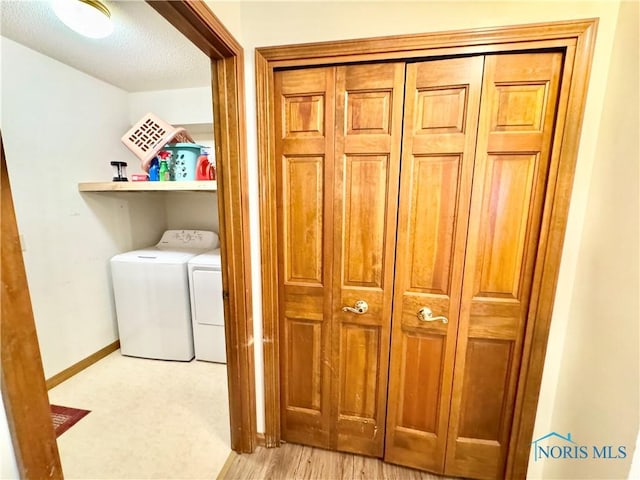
xmin=163 ymin=143 xmax=204 ymax=181
xmin=120 ymin=113 xmax=185 ymax=172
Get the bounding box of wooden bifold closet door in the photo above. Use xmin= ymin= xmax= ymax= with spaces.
xmin=274 ymin=62 xmax=406 ymax=456
xmin=384 ymin=55 xmax=484 ymax=474
xmin=274 ymin=50 xmax=563 ymax=480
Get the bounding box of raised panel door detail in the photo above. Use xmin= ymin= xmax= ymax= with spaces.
xmin=334 ymin=62 xmax=406 ymax=457
xmin=284 ymin=95 xmax=324 ymax=137
xmin=457 ymin=339 xmax=512 ymax=441
xmin=409 ymin=155 xmax=460 ymax=294
xmin=343 ymin=155 xmax=388 ymax=288
xmin=283 ymin=156 xmax=324 ymax=285
xmin=347 ymin=90 xmax=391 ymax=134
xmin=476 ymin=154 xmax=539 ymax=299
xmin=385 ymin=55 xmax=484 ymax=474
xmin=417 ymin=87 xmax=467 ymax=133
xmin=492 ymin=83 xmax=547 ymax=132
xmin=398 ymin=333 xmax=444 ymax=433
xmin=445 ymin=52 xmax=563 ymax=479
xmin=276 ymin=66 xmax=335 ymax=449
xmin=339 ymin=325 xmax=380 ymax=419
xmin=285 ymin=319 xmax=323 ymax=412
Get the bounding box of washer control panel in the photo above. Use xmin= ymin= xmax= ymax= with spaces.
xmin=157 ymin=230 xmax=219 ymax=250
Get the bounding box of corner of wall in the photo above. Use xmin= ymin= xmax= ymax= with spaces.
xmin=536 ymin=1 xmax=639 ymax=477
xmin=1 ymin=38 xmax=157 ymax=378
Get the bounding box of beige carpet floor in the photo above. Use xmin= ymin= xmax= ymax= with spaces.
xmin=48 ymin=350 xmax=231 ymax=479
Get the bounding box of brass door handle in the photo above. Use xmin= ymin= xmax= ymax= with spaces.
xmin=417 ymin=307 xmax=448 ymax=324
xmin=342 ymin=300 xmax=368 ymax=315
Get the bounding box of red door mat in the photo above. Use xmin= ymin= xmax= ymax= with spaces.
xmin=50 ymin=404 xmax=90 ymax=437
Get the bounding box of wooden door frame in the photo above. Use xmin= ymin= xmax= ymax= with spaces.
xmin=1 ymin=2 xmax=255 ymax=477
xmin=257 ymin=18 xmax=597 ymax=478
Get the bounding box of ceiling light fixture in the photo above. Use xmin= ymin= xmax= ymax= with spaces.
xmin=52 ymin=0 xmax=113 ymax=39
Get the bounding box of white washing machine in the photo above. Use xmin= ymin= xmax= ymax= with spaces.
xmin=188 ymin=249 xmax=226 ymax=363
xmin=110 ymin=230 xmax=219 ymax=361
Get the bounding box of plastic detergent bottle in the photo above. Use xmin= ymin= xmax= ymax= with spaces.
xmin=196 ymin=151 xmax=210 ymax=181
xmin=158 ymin=151 xmax=171 ymax=181
xmin=148 ymin=157 xmax=160 ymax=181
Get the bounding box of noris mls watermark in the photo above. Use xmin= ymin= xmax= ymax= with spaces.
xmin=531 ymin=432 xmax=627 ymax=461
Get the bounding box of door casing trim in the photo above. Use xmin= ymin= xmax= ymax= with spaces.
xmin=256 ymin=18 xmax=598 ymax=478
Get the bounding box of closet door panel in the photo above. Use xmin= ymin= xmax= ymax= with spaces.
xmin=406 ymin=155 xmax=460 ymax=294
xmin=445 ymin=52 xmax=563 ymax=480
xmin=333 ymin=63 xmax=405 ymax=457
xmin=342 ymin=155 xmax=388 ymax=288
xmin=276 ymin=67 xmax=336 ymax=448
xmin=385 ymin=56 xmax=484 ymax=473
xmin=283 ymin=157 xmax=324 ymax=284
xmin=476 ymin=153 xmax=539 ymax=298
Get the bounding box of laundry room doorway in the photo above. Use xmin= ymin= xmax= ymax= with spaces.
xmin=1 ymin=2 xmax=255 ymax=478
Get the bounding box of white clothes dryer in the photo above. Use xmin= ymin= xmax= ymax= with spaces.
xmin=110 ymin=230 xmax=219 ymax=361
xmin=188 ymin=249 xmax=226 ymax=363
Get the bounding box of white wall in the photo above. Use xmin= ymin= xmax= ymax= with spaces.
xmin=0 ymin=395 xmax=19 ymax=480
xmin=0 ymin=37 xmax=167 ymax=379
xmin=631 ymin=429 xmax=640 ymax=478
xmin=128 ymin=86 xmax=214 ymax=131
xmin=542 ymin=2 xmax=639 ymax=478
xmin=207 ymin=1 xmax=635 ymax=475
xmin=206 ymin=1 xmax=242 ymax=40
xmin=165 ymin=192 xmax=219 ymax=234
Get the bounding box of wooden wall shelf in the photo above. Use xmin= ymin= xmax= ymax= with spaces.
xmin=78 ymin=181 xmax=217 ymax=192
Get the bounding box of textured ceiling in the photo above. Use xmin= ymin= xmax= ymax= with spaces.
xmin=0 ymin=0 xmax=211 ymax=92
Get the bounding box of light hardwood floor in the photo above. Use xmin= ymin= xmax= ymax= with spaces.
xmin=218 ymin=443 xmax=460 ymax=480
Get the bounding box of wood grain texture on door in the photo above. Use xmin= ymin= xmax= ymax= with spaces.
xmin=275 ymin=67 xmax=336 ymax=448
xmin=384 ymin=56 xmax=484 ymax=473
xmin=444 ymin=52 xmax=563 ymax=480
xmin=332 ymin=63 xmax=406 ymax=457
xmin=276 ymin=63 xmax=405 ymax=455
